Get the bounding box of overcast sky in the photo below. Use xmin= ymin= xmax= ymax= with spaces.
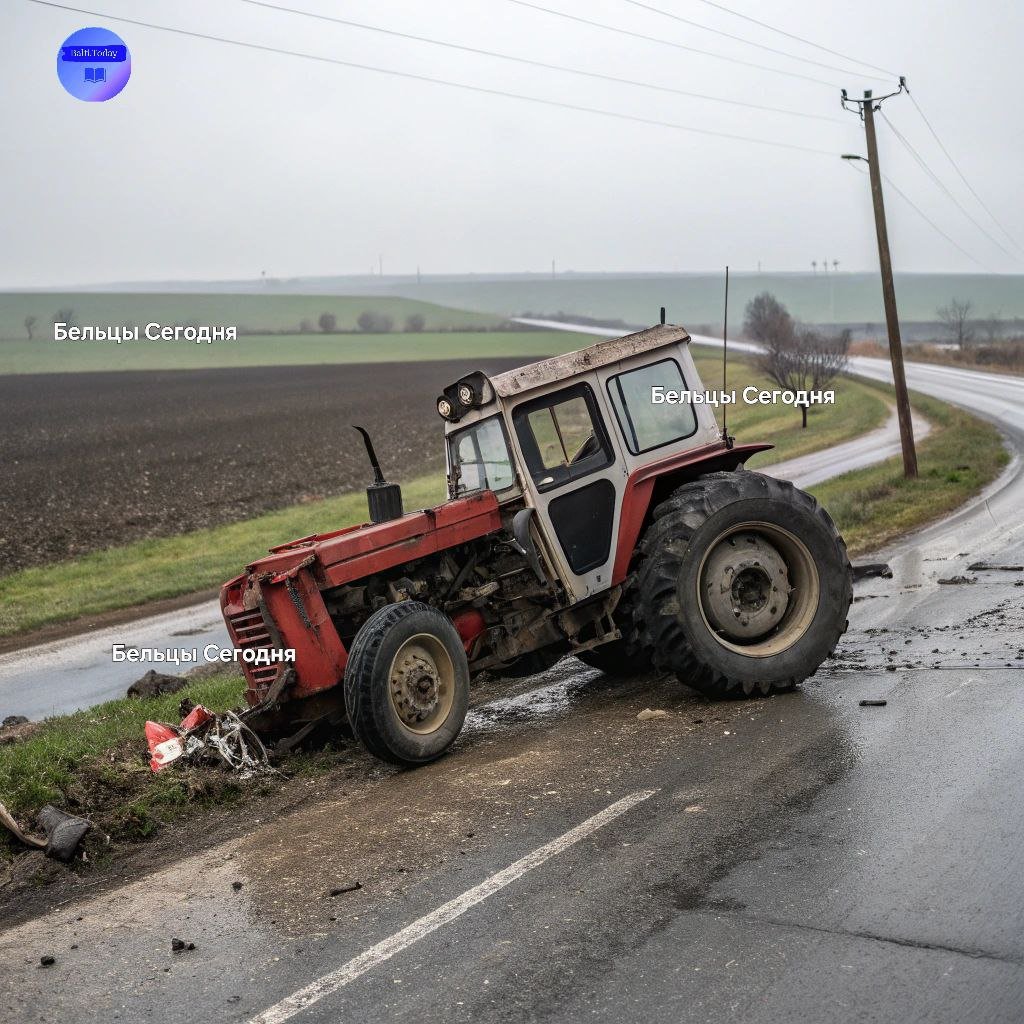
xmin=3 ymin=0 xmax=1022 ymax=287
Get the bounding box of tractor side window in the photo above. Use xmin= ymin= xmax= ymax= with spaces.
xmin=513 ymin=383 xmax=612 ymax=491
xmin=450 ymin=416 xmax=516 ymax=496
xmin=608 ymin=359 xmax=698 ymax=455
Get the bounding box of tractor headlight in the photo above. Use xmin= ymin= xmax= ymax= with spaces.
xmin=457 ymin=382 xmax=477 ymax=407
xmin=437 ymin=396 xmax=455 ymax=420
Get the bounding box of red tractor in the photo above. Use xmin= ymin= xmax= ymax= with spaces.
xmin=220 ymin=324 xmax=852 ymax=765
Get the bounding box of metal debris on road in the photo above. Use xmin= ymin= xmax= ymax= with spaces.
xmin=145 ymin=705 xmax=279 ymax=778
xmin=327 ymin=882 xmax=363 ymax=897
xmin=851 ymin=562 xmax=894 ymax=581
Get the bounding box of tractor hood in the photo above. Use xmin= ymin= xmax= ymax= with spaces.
xmin=238 ymin=490 xmax=502 ymax=591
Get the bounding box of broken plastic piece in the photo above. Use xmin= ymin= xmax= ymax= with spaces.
xmin=145 ymin=721 xmax=184 ymax=772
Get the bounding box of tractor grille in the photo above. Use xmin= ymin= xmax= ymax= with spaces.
xmin=227 ymin=606 xmax=279 ymax=697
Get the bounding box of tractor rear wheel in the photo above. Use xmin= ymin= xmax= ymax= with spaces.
xmin=344 ymin=601 xmax=469 ymax=765
xmin=634 ymin=471 xmax=851 ymax=698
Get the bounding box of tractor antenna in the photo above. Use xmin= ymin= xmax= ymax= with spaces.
xmin=353 ymin=425 xmax=386 ymax=485
xmin=721 ymin=266 xmax=733 ymax=449
xmin=660 ymin=306 xmax=666 ymax=325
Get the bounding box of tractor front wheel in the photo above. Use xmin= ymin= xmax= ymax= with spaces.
xmin=344 ymin=601 xmax=470 ymax=765
xmin=635 ymin=471 xmax=851 ymax=698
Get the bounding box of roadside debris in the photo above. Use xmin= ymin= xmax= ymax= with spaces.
xmin=2 ymin=714 xmax=28 ymax=728
xmin=859 ymin=699 xmax=888 ymax=707
xmin=967 ymin=562 xmax=1024 ymax=572
xmin=327 ymin=881 xmax=362 ymax=896
xmin=145 ymin=705 xmax=277 ymax=778
xmin=127 ymin=669 xmax=189 ymax=699
xmin=39 ymin=956 xmax=56 ymax=968
xmin=636 ymin=708 xmax=668 ymax=721
xmin=851 ymin=562 xmax=893 ymax=581
xmin=938 ymin=576 xmax=977 ymax=585
xmin=0 ymin=800 xmax=91 ymax=861
xmin=171 ymin=938 xmax=196 ymax=952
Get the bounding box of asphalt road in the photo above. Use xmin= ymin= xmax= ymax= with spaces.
xmin=1 ymin=345 xmax=1023 ymax=1021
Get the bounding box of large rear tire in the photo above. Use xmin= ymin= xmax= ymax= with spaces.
xmin=634 ymin=471 xmax=851 ymax=698
xmin=344 ymin=601 xmax=469 ymax=765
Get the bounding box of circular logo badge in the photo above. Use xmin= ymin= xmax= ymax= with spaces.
xmin=57 ymin=27 xmax=131 ymax=102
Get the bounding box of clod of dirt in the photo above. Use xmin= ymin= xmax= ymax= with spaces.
xmin=937 ymin=576 xmax=977 ymax=585
xmin=171 ymin=938 xmax=195 ymax=952
xmin=0 ymin=717 xmax=39 ymax=746
xmin=326 ymin=882 xmax=362 ymax=897
xmin=637 ymin=708 xmax=668 ymax=721
xmin=127 ymin=670 xmax=190 ymax=699
xmin=39 ymin=955 xmax=56 ymax=967
xmin=232 ymin=881 xmax=243 ymax=891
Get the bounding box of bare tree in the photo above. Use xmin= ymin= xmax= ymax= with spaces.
xmin=750 ymin=294 xmax=849 ymax=428
xmin=743 ymin=292 xmax=795 ymax=347
xmin=24 ymin=315 xmax=37 ymax=340
xmin=404 ymin=312 xmax=426 ymax=333
xmin=317 ymin=312 xmax=337 ymax=333
xmin=299 ymin=318 xmax=314 ymax=333
xmin=937 ymin=298 xmax=975 ymax=350
xmin=54 ymin=307 xmax=76 ymax=328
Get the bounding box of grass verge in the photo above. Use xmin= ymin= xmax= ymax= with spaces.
xmin=0 ymin=671 xmax=248 ymax=863
xmin=0 ymin=476 xmax=447 ymax=638
xmin=809 ymin=387 xmax=1008 ymax=555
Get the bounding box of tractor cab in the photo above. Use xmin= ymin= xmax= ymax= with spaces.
xmin=438 ymin=324 xmax=724 ymax=602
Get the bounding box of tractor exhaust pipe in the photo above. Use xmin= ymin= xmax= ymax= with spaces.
xmin=353 ymin=426 xmax=403 ymax=524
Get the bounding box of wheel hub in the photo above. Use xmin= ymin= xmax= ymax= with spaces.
xmin=390 ymin=652 xmax=442 ymax=726
xmin=701 ymin=532 xmax=791 ymax=642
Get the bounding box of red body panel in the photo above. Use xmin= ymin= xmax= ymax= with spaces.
xmin=611 ymin=441 xmax=773 ymax=585
xmin=220 ymin=491 xmax=502 ymax=705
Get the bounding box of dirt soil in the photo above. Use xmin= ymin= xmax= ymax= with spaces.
xmin=0 ymin=359 xmax=520 ymax=573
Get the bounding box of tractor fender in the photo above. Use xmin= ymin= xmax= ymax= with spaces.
xmin=611 ymin=441 xmax=773 ymax=585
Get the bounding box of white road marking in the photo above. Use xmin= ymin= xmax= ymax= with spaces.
xmin=247 ymin=789 xmax=657 ymax=1024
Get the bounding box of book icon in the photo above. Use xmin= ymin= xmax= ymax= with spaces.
xmin=84 ymin=67 xmax=106 ymax=84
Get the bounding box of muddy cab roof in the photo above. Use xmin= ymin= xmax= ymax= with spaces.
xmin=489 ymin=323 xmax=690 ymax=399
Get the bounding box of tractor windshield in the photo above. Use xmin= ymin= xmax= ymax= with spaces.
xmin=449 ymin=416 xmax=516 ymax=496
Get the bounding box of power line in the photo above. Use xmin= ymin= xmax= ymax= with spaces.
xmin=503 ymin=0 xmax=845 ymax=88
xmin=690 ymin=0 xmax=897 ymax=78
xmin=241 ymin=0 xmax=842 ymax=123
xmin=618 ymin=0 xmax=888 ymax=81
xmin=845 ymin=160 xmax=990 ymax=270
xmin=907 ymin=91 xmax=1024 ymax=256
xmin=26 ymin=0 xmax=839 ymax=156
xmin=881 ymin=112 xmax=1019 ymax=263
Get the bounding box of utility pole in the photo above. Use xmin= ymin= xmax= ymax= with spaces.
xmin=842 ymin=78 xmax=917 ymax=478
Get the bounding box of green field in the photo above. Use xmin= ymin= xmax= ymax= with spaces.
xmin=0 ymin=329 xmax=588 ymax=374
xmin=0 ymin=292 xmax=504 ymax=342
xmin=369 ymin=272 xmax=1024 ymax=327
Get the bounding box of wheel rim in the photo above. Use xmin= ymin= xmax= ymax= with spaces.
xmin=388 ymin=633 xmax=456 ymax=734
xmin=695 ymin=521 xmax=820 ymax=658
